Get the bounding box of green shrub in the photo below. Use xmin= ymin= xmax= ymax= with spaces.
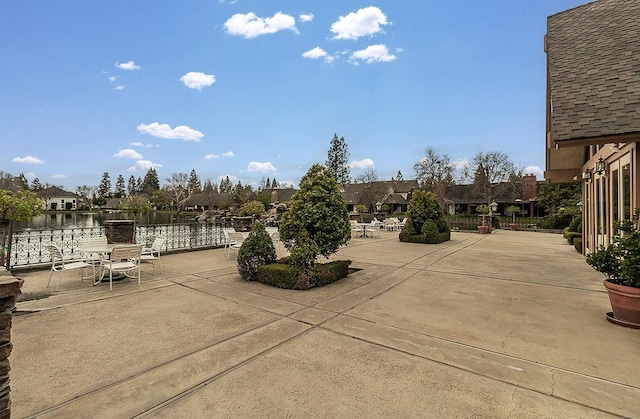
xmin=400 ymin=190 xmax=450 ymax=244
xmin=255 ymin=260 xmax=352 ymax=289
xmin=565 ymin=231 xmax=582 ymax=245
xmin=538 ymin=213 xmax=573 ymax=229
xmin=421 ymin=218 xmax=439 ymax=242
xmin=279 ymin=164 xmax=351 ymax=259
xmin=237 ymin=221 xmax=276 ymax=281
xmin=238 ymin=200 xmax=265 ymax=217
xmin=568 ymin=215 xmax=582 ymax=233
xmin=574 ymin=237 xmax=583 ymax=253
xmin=256 ymin=263 xmax=298 ymax=288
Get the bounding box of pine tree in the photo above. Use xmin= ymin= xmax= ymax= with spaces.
xmin=142 ymin=168 xmax=160 ymax=195
xmin=127 ymin=176 xmax=137 ymax=196
xmin=98 ymin=172 xmax=112 ymax=198
xmin=326 ymin=133 xmax=350 ymax=185
xmin=220 ymin=176 xmax=233 ymax=194
xmin=271 ymin=178 xmax=278 ymax=188
xmin=396 ymin=170 xmax=404 ymax=181
xmin=115 ymin=174 xmax=126 ymax=198
xmin=187 ymin=169 xmax=202 ymax=194
xmin=31 ymin=177 xmax=43 ymax=192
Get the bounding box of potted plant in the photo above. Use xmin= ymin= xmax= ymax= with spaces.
xmin=586 ymin=209 xmax=640 ymax=327
xmin=476 ymin=205 xmax=490 ymax=234
xmin=506 ymin=205 xmax=521 ymax=230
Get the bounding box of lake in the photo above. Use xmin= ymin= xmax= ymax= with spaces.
xmin=14 ymin=211 xmax=198 ymax=231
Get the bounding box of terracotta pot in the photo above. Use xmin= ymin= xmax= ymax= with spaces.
xmin=603 ymin=280 xmax=640 ymax=325
xmin=477 ymin=225 xmax=489 ymax=234
xmin=509 ymin=223 xmax=517 ymax=231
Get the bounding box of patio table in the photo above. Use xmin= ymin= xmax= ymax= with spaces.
xmin=77 ymin=243 xmax=128 ymax=285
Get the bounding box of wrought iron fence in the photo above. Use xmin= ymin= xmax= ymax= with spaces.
xmin=8 ymin=223 xmax=226 ymax=269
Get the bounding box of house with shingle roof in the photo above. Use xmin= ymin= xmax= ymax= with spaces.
xmin=545 ymin=0 xmax=640 ymax=253
xmin=38 ymin=186 xmax=82 ymax=211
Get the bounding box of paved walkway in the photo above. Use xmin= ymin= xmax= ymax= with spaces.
xmin=10 ymin=230 xmax=640 ymax=418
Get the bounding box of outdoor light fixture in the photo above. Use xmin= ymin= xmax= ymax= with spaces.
xmin=595 ymin=157 xmax=607 ymax=174
xmin=577 ymin=201 xmax=582 ymax=213
xmin=582 ymin=170 xmax=592 ymax=181
xmin=375 ymin=201 xmax=382 ymax=212
xmin=490 ymin=201 xmax=498 ymax=213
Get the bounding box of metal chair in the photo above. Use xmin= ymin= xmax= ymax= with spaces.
xmin=140 ymin=237 xmax=165 ymax=273
xmin=46 ymin=245 xmax=94 ymax=291
xmin=99 ymin=245 xmax=143 ymax=290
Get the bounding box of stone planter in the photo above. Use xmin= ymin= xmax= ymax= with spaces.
xmin=604 ymin=280 xmax=640 ymax=327
xmin=509 ymin=223 xmax=518 ymax=231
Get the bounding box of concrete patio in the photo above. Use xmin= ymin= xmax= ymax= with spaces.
xmin=9 ymin=230 xmax=640 ymax=418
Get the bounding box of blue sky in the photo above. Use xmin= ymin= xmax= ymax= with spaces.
xmin=1 ymin=0 xmax=591 ymax=191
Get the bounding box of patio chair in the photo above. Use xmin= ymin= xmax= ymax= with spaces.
xmin=350 ymin=220 xmax=363 ymax=238
xmin=140 ymin=237 xmax=165 ymax=273
xmin=226 ymin=232 xmax=245 ymax=259
xmin=222 ymin=227 xmax=236 ymax=250
xmin=365 ymin=221 xmax=380 ymax=238
xmin=99 ymin=245 xmax=143 ymax=290
xmin=46 ymin=245 xmax=94 ymax=291
xmin=384 ymin=219 xmax=397 ymax=232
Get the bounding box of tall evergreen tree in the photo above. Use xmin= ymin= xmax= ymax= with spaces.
xmin=31 ymin=177 xmax=43 ymax=192
xmin=142 ymin=168 xmax=160 ymax=195
xmin=271 ymin=178 xmax=278 ymax=188
xmin=326 ymin=133 xmax=350 ymax=185
xmin=220 ymin=176 xmax=233 ymax=194
xmin=98 ymin=172 xmax=112 ymax=198
xmin=114 ymin=174 xmax=126 ymax=198
xmin=187 ymin=169 xmax=202 ymax=194
xmin=127 ymin=175 xmax=137 ymax=196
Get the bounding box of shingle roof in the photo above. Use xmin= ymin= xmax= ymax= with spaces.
xmin=547 ymin=0 xmax=640 ymax=142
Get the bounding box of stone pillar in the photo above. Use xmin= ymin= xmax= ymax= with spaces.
xmin=103 ymin=220 xmax=136 ymax=244
xmin=0 ymin=270 xmax=22 ymax=418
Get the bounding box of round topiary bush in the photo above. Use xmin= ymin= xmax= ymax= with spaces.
xmin=400 ymin=190 xmax=450 ymax=244
xmin=237 ymin=221 xmax=276 ymax=281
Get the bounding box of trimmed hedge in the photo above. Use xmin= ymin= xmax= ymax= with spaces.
xmin=564 ymin=231 xmax=582 ymax=245
xmin=574 ymin=237 xmax=583 ymax=253
xmin=398 ymin=231 xmax=451 ymax=244
xmin=256 ymin=260 xmax=352 ymax=290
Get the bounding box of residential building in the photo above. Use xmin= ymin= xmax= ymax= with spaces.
xmin=38 ymin=186 xmax=81 ymax=211
xmin=544 ymin=0 xmax=640 ymax=253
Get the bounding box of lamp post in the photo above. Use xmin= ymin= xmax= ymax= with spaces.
xmin=376 ymin=201 xmax=382 ymax=213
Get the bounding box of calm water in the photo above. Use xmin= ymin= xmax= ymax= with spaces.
xmin=15 ymin=211 xmax=197 ymax=231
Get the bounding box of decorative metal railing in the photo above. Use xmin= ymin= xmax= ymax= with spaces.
xmin=8 ymin=223 xmax=226 ymax=269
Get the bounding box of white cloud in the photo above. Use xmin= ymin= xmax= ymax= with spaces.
xmin=127 ymin=160 xmax=162 ymax=172
xmin=205 ymin=150 xmax=234 ymax=160
xmin=12 ymin=155 xmax=43 ymax=164
xmin=350 ymin=44 xmax=397 ymax=64
xmin=51 ymin=174 xmax=66 ymax=179
xmin=108 ymin=76 xmax=120 ymax=82
xmin=453 ymin=158 xmax=471 ymax=171
xmin=130 ymin=142 xmax=155 ymax=148
xmin=247 ymin=161 xmax=277 ymax=172
xmin=302 ymin=47 xmax=335 ymax=63
xmin=299 ymin=13 xmax=314 ymax=22
xmin=330 ymin=6 xmax=388 ymax=40
xmin=523 ymin=165 xmax=543 ymax=179
xmin=114 ymin=85 xmax=126 ymax=90
xmin=180 ymin=72 xmax=216 ymax=90
xmin=113 ymin=149 xmax=143 ymax=159
xmin=350 ymin=158 xmax=374 ymax=169
xmin=137 ymin=122 xmax=204 ymax=142
xmin=224 ymin=12 xmax=298 ymax=39
xmin=115 ymin=61 xmax=140 ymax=71
xmin=24 ymin=172 xmax=35 ymax=179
